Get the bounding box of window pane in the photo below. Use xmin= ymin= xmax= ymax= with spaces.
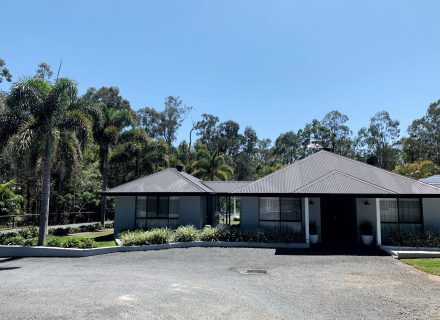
xmin=136 ymin=219 xmax=146 ymax=229
xmin=259 ymin=197 xmax=280 ymax=220
xmin=280 ymin=198 xmax=301 ymax=221
xmin=280 ymin=221 xmax=302 ymax=232
xmin=169 ymin=197 xmax=179 ymax=219
xmin=136 ymin=196 xmax=147 ymax=218
xmin=147 ymin=219 xmax=168 ymax=229
xmin=158 ymin=196 xmax=169 ymax=218
xmin=380 ymin=199 xmax=398 ymax=222
xmin=147 ymin=197 xmax=157 ymax=218
xmin=381 ymin=223 xmax=399 ymax=242
xmin=399 ymin=199 xmax=421 ymax=223
xmin=260 ymin=221 xmax=279 ymax=230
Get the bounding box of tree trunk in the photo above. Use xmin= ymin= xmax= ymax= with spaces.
xmin=100 ymin=149 xmax=109 ymax=225
xmin=37 ymin=136 xmax=52 ymax=246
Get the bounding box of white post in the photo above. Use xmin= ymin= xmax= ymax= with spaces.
xmin=305 ymin=197 xmax=310 ymax=244
xmin=376 ymin=198 xmax=381 ymax=246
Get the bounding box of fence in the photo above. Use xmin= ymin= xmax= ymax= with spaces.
xmin=0 ymin=211 xmax=114 ymax=230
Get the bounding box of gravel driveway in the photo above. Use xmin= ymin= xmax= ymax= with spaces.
xmin=0 ymin=248 xmax=439 ymax=320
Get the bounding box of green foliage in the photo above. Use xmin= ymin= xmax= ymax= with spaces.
xmin=78 ymin=238 xmax=97 ymax=249
xmin=145 ymin=228 xmax=173 ymax=244
xmin=199 ymin=227 xmax=221 ymax=241
xmin=0 ymin=58 xmax=12 ymax=83
xmin=17 ymin=226 xmax=39 ymax=239
xmin=389 ymin=231 xmax=440 ymax=248
xmin=174 ymin=225 xmax=199 ymax=242
xmin=360 ymin=220 xmax=373 ymax=236
xmin=46 ymin=238 xmax=63 ymax=247
xmin=395 ymin=160 xmax=439 ymax=179
xmin=119 ymin=229 xmax=150 ymax=246
xmin=63 ymin=238 xmax=82 ymax=248
xmin=0 ymin=180 xmax=23 ymax=215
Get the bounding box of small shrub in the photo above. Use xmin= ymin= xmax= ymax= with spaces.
xmin=200 ymin=227 xmax=220 ymax=242
xmin=69 ymin=227 xmax=80 ymax=234
xmin=105 ymin=222 xmax=114 ymax=229
xmin=3 ymin=235 xmax=25 ymax=245
xmin=145 ymin=228 xmax=172 ymax=244
xmin=389 ymin=231 xmax=440 ymax=248
xmin=17 ymin=227 xmax=39 ymax=239
xmin=360 ymin=220 xmax=373 ymax=236
xmin=63 ymin=238 xmax=82 ymax=248
xmin=119 ymin=230 xmax=149 ymax=246
xmin=78 ymin=238 xmax=97 ymax=249
xmin=49 ymin=227 xmax=70 ymax=236
xmin=46 ymin=238 xmax=63 ymax=247
xmin=174 ymin=225 xmax=199 ymax=242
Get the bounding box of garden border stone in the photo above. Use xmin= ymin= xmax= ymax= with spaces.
xmin=0 ymin=241 xmax=309 ymax=258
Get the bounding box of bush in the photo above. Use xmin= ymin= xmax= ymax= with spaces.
xmin=46 ymin=238 xmax=63 ymax=247
xmin=119 ymin=230 xmax=150 ymax=246
xmin=2 ymin=235 xmax=25 ymax=245
xmin=389 ymin=231 xmax=440 ymax=248
xmin=63 ymin=238 xmax=82 ymax=248
xmin=49 ymin=227 xmax=70 ymax=236
xmin=17 ymin=227 xmax=39 ymax=239
xmin=174 ymin=225 xmax=199 ymax=242
xmin=145 ymin=228 xmax=172 ymax=244
xmin=78 ymin=238 xmax=97 ymax=249
xmin=199 ymin=227 xmax=220 ymax=242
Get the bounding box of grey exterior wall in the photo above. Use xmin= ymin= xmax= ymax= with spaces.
xmin=241 ymin=197 xmax=259 ymax=230
xmin=179 ymin=196 xmax=206 ymax=228
xmin=422 ymin=198 xmax=440 ymax=232
xmin=114 ymin=196 xmax=136 ymax=235
xmin=356 ymin=198 xmax=377 ymax=243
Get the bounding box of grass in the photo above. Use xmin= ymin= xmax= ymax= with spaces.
xmin=47 ymin=229 xmax=116 ymax=247
xmin=402 ymin=258 xmax=440 ymax=276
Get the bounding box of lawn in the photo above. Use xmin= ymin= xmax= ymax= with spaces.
xmin=47 ymin=229 xmax=116 ymax=247
xmin=402 ymin=258 xmax=440 ymax=276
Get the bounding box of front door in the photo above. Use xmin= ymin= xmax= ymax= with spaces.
xmin=320 ymin=196 xmax=356 ymax=244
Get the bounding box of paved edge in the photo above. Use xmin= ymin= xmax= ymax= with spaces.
xmin=0 ymin=242 xmax=310 ymax=258
xmin=381 ymin=245 xmax=440 ymax=259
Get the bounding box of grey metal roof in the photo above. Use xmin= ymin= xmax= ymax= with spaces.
xmin=201 ymin=181 xmax=252 ymax=193
xmin=105 ymin=168 xmax=213 ymax=194
xmin=419 ymin=175 xmax=440 ymax=186
xmin=234 ymin=151 xmax=440 ymax=195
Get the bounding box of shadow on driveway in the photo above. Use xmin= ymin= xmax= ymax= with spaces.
xmin=275 ymin=245 xmax=389 ymax=256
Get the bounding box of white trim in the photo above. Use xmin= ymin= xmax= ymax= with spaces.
xmin=376 ymin=198 xmax=381 ymax=246
xmin=305 ymin=197 xmax=310 ymax=244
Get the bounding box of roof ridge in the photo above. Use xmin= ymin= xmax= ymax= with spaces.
xmin=292 ymin=170 xmax=396 ymax=194
xmin=233 ymin=151 xmax=323 ymax=193
xmin=324 ymin=151 xmax=440 ymax=192
xmin=171 ymin=169 xmax=213 ymax=193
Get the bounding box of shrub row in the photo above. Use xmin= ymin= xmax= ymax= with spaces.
xmin=389 ymin=231 xmax=440 ymax=248
xmin=46 ymin=237 xmax=97 ymax=249
xmin=49 ymin=222 xmax=113 ymax=236
xmin=0 ymin=226 xmax=39 ymax=245
xmin=119 ymin=225 xmax=303 ymax=246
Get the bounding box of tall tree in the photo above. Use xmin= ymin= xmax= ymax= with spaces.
xmin=273 ymin=131 xmax=301 ymax=164
xmin=321 ymin=110 xmax=352 ymax=155
xmin=0 ymin=59 xmax=12 ymax=83
xmin=83 ymin=87 xmax=135 ymax=224
xmin=192 ymin=142 xmax=233 ymax=181
xmin=356 ymin=111 xmax=401 ymax=170
xmin=138 ymin=96 xmax=192 ymax=146
xmin=0 ymin=77 xmax=91 ymax=245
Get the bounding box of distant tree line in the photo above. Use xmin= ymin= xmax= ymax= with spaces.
xmin=0 ymin=60 xmax=439 ymax=243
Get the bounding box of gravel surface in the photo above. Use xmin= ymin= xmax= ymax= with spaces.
xmin=0 ymin=248 xmax=439 ymax=320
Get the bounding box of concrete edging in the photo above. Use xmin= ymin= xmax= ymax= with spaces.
xmin=380 ymin=245 xmax=440 ymax=259
xmin=0 ymin=241 xmax=309 ymax=258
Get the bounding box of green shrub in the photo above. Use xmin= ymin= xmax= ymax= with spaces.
xmin=119 ymin=230 xmax=150 ymax=246
xmin=63 ymin=238 xmax=82 ymax=248
xmin=389 ymin=231 xmax=440 ymax=248
xmin=200 ymin=227 xmax=220 ymax=241
xmin=105 ymin=222 xmax=114 ymax=229
xmin=69 ymin=227 xmax=81 ymax=234
xmin=78 ymin=238 xmax=97 ymax=249
xmin=145 ymin=228 xmax=172 ymax=244
xmin=2 ymin=235 xmax=25 ymax=245
xmin=17 ymin=227 xmax=39 ymax=239
xmin=174 ymin=225 xmax=199 ymax=242
xmin=46 ymin=238 xmax=63 ymax=247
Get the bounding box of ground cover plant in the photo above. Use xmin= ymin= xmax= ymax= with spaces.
xmin=119 ymin=225 xmax=303 ymax=246
xmin=389 ymin=231 xmax=440 ymax=248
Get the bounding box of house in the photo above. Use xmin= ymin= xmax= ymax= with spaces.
xmin=104 ymin=150 xmax=440 ymax=246
xmin=419 ymin=174 xmax=440 ymax=187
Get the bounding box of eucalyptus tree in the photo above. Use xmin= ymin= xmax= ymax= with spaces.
xmin=0 ymin=77 xmax=92 ymax=245
xmin=0 ymin=58 xmax=12 ymax=83
xmin=321 ymin=110 xmax=352 ymax=155
xmin=82 ymin=87 xmax=135 ymax=224
xmin=192 ymin=142 xmax=233 ymax=181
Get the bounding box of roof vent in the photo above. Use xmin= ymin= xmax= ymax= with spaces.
xmin=175 ymin=164 xmax=184 ymax=172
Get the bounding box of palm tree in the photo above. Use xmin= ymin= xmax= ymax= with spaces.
xmin=83 ymin=88 xmax=135 ymax=224
xmin=192 ymin=142 xmax=233 ymax=181
xmin=0 ymin=78 xmax=92 ymax=245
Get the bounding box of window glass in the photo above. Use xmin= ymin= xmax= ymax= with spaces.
xmin=169 ymin=197 xmax=179 ymax=219
xmin=147 ymin=197 xmax=157 ymax=218
xmin=380 ymin=199 xmax=398 ymax=222
xmin=136 ymin=196 xmax=147 ymax=218
xmin=280 ymin=198 xmax=301 ymax=221
xmin=158 ymin=196 xmax=169 ymax=218
xmin=259 ymin=197 xmax=280 ymax=220
xmin=399 ymin=199 xmax=421 ymax=223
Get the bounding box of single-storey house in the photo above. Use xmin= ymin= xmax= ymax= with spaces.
xmin=105 ymin=150 xmax=440 ymax=246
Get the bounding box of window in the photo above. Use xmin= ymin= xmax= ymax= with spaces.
xmin=380 ymin=198 xmax=422 ymax=242
xmin=259 ymin=197 xmax=302 ymax=231
xmin=136 ymin=196 xmax=179 ymax=229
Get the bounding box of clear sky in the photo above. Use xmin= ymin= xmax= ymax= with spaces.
xmin=2 ymin=1 xmax=440 ymax=143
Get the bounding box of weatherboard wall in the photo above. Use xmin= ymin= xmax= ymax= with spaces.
xmin=114 ymin=196 xmax=136 ymax=235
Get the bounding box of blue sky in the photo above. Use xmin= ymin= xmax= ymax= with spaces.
xmin=2 ymin=1 xmax=440 ymax=143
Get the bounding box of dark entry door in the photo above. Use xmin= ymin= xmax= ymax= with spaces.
xmin=321 ymin=196 xmax=356 ymax=244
